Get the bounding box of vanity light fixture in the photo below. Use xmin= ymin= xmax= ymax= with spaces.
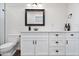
xmin=26 ymin=3 xmax=43 ymax=9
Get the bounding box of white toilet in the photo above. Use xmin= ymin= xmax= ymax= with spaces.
xmin=0 ymin=42 xmax=17 ymax=56
xmin=0 ymin=34 xmax=20 ymax=56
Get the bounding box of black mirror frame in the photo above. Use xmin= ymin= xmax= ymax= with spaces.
xmin=25 ymin=9 xmax=45 ymax=26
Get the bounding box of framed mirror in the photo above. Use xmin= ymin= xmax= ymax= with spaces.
xmin=25 ymin=9 xmax=45 ymax=26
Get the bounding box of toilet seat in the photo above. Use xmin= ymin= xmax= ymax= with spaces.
xmin=0 ymin=42 xmax=16 ymax=53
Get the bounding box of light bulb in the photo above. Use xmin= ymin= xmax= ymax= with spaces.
xmin=27 ymin=4 xmax=31 ymax=7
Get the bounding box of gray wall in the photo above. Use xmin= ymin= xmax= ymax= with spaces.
xmin=5 ymin=3 xmax=68 ymax=35
xmin=67 ymin=3 xmax=79 ymax=31
xmin=1 ymin=3 xmax=79 ymax=43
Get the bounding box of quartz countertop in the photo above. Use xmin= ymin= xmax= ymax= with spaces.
xmin=21 ymin=31 xmax=79 ymax=33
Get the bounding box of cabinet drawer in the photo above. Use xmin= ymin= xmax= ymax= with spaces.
xmin=57 ymin=46 xmax=66 ymax=55
xmin=49 ymin=46 xmax=65 ymax=56
xmin=49 ymin=46 xmax=58 ymax=55
xmin=57 ymin=40 xmax=66 ymax=46
xmin=49 ymin=40 xmax=66 ymax=46
xmin=49 ymin=40 xmax=58 ymax=46
xmin=21 ymin=33 xmax=48 ymax=37
xmin=21 ymin=36 xmax=48 ymax=40
xmin=49 ymin=33 xmax=64 ymax=38
xmin=49 ymin=37 xmax=57 ymax=40
xmin=49 ymin=33 xmax=58 ymax=37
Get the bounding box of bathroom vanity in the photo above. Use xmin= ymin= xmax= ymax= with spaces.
xmin=21 ymin=31 xmax=79 ymax=56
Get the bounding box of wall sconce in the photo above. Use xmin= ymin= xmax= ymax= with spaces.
xmin=64 ymin=13 xmax=72 ymax=31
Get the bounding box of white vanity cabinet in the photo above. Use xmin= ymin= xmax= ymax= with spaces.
xmin=21 ymin=32 xmax=48 ymax=56
xmin=21 ymin=32 xmax=79 ymax=56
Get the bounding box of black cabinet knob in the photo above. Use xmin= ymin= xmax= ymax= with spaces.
xmin=56 ymin=34 xmax=59 ymax=36
xmin=56 ymin=41 xmax=59 ymax=44
xmin=56 ymin=50 xmax=59 ymax=52
xmin=71 ymin=34 xmax=74 ymax=36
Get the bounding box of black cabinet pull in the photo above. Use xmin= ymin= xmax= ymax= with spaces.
xmin=33 ymin=40 xmax=37 ymax=45
xmin=33 ymin=40 xmax=34 ymax=44
xmin=35 ymin=40 xmax=37 ymax=44
xmin=66 ymin=40 xmax=68 ymax=44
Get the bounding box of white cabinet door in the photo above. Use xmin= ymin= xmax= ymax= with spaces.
xmin=66 ymin=39 xmax=79 ymax=55
xmin=21 ymin=33 xmax=48 ymax=56
xmin=21 ymin=39 xmax=34 ymax=56
xmin=66 ymin=33 xmax=79 ymax=56
xmin=36 ymin=40 xmax=48 ymax=56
